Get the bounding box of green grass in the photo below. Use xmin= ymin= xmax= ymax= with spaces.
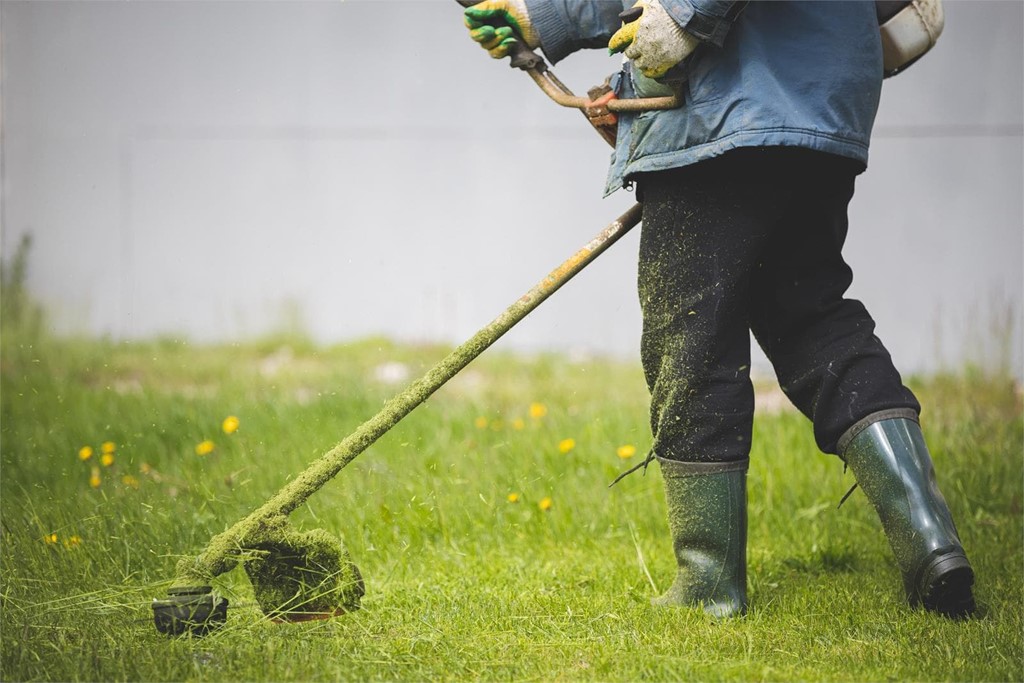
xmin=1 ymin=325 xmax=1021 ymax=681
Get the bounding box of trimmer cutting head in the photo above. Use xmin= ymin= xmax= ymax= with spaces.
xmin=242 ymin=516 xmax=364 ymax=622
xmin=152 ymin=586 xmax=228 ymax=636
xmin=153 ymin=517 xmax=363 ymax=635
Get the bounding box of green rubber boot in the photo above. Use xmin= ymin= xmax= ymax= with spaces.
xmin=652 ymin=457 xmax=748 ymax=618
xmin=840 ymin=413 xmax=975 ymax=618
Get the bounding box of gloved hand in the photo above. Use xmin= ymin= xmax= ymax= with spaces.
xmin=608 ymin=0 xmax=701 ymax=79
xmin=464 ymin=0 xmax=541 ymax=59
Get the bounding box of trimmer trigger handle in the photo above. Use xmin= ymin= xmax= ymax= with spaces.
xmin=507 ymin=42 xmax=546 ymax=71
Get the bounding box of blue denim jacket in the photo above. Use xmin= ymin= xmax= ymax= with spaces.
xmin=524 ymin=0 xmax=884 ymax=195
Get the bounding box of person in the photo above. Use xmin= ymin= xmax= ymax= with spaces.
xmin=463 ymin=0 xmax=976 ymax=618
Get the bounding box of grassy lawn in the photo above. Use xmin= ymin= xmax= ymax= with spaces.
xmin=1 ymin=318 xmax=1021 ymax=681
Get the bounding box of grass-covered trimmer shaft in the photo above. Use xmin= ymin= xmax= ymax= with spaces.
xmin=154 ymin=203 xmax=642 ymax=635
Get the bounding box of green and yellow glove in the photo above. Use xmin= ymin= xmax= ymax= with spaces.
xmin=609 ymin=0 xmax=700 ymax=79
xmin=464 ymin=0 xmax=540 ymax=59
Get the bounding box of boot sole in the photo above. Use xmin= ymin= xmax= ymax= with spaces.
xmin=918 ymin=552 xmax=976 ymax=619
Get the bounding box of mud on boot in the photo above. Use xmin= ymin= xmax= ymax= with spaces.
xmin=840 ymin=412 xmax=976 ymax=618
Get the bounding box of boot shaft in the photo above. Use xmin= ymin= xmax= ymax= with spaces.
xmin=841 ymin=415 xmax=974 ymax=616
xmin=842 ymin=417 xmax=963 ymax=571
xmin=655 ymin=457 xmax=748 ymax=617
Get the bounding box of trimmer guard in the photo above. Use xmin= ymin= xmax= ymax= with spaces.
xmin=152 ymin=586 xmax=228 ymax=636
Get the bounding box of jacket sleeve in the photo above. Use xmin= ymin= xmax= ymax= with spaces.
xmin=659 ymin=0 xmax=747 ymax=47
xmin=523 ymin=0 xmax=625 ymax=64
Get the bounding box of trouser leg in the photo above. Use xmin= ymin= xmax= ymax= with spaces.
xmin=746 ymin=150 xmax=919 ymax=453
xmin=637 ymin=152 xmax=787 ymax=463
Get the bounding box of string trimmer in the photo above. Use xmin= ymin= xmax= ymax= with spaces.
xmin=152 ymin=3 xmax=670 ymax=636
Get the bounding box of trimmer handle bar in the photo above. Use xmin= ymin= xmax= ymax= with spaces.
xmin=455 ymin=0 xmax=680 ymax=114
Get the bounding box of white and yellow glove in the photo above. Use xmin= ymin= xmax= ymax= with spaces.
xmin=464 ymin=0 xmax=541 ymax=59
xmin=609 ymin=0 xmax=701 ymax=80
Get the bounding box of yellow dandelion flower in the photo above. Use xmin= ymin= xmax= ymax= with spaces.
xmin=78 ymin=446 xmax=93 ymax=461
xmin=529 ymin=402 xmax=548 ymax=420
xmin=538 ymin=497 xmax=553 ymax=512
xmin=122 ymin=474 xmax=140 ymax=489
xmin=89 ymin=467 xmax=101 ymax=488
xmin=44 ymin=533 xmax=58 ymax=545
xmin=139 ymin=462 xmax=152 ymax=474
xmin=474 ymin=416 xmax=489 ymax=430
xmin=222 ymin=415 xmax=240 ymax=435
xmin=63 ymin=535 xmax=82 ymax=549
xmin=558 ymin=438 xmax=576 ymax=454
xmin=101 ymin=441 xmax=116 ymax=455
xmin=507 ymin=492 xmax=520 ymax=503
xmin=195 ymin=440 xmax=215 ymax=456
xmin=617 ymin=444 xmax=637 ymax=459
xmin=101 ymin=453 xmax=115 ymax=467
xmin=512 ymin=418 xmax=525 ymax=431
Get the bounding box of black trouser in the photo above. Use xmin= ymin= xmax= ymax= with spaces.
xmin=636 ymin=148 xmax=919 ymax=463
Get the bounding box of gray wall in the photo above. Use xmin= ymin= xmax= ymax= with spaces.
xmin=2 ymin=0 xmax=1022 ymax=378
